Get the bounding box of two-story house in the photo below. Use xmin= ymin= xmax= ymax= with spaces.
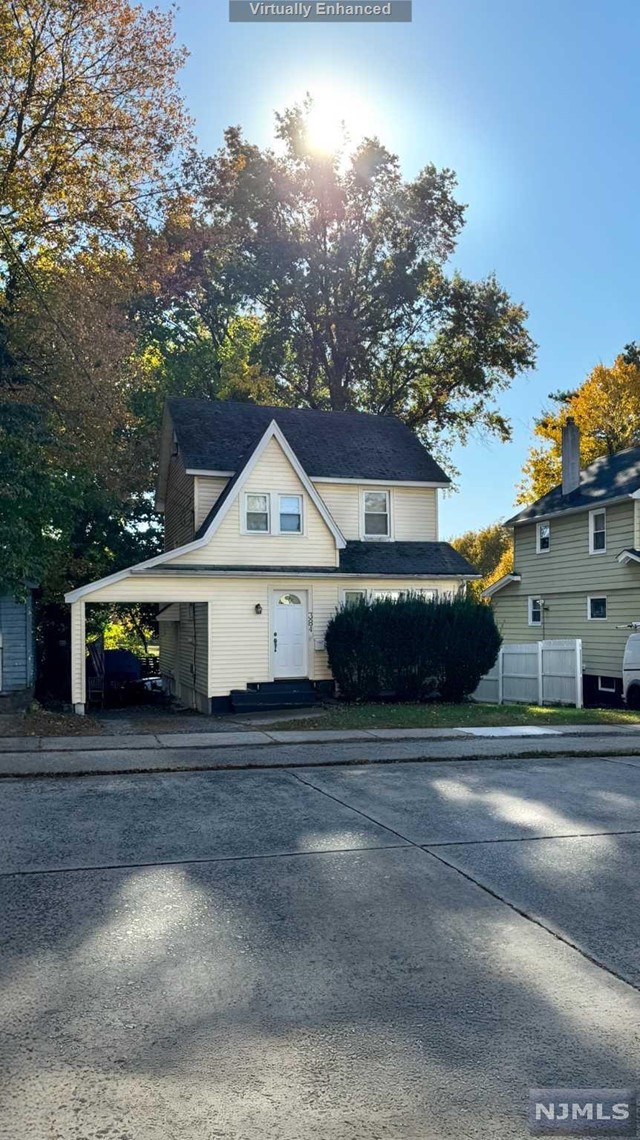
xmin=65 ymin=399 xmax=478 ymax=714
xmin=485 ymin=419 xmax=640 ymax=704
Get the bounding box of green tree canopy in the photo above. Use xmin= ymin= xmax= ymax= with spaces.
xmin=176 ymin=100 xmax=536 ymax=462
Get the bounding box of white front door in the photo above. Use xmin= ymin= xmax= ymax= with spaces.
xmin=272 ymin=591 xmax=308 ymax=678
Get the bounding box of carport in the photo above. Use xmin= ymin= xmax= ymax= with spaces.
xmin=65 ymin=571 xmax=213 ymax=715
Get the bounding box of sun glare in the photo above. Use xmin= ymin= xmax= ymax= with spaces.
xmin=303 ymin=84 xmax=378 ymax=155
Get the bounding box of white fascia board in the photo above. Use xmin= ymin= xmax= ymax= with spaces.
xmin=618 ymin=549 xmax=640 ymax=565
xmin=134 ymin=568 xmax=479 ymax=580
xmin=481 ymin=573 xmax=521 ymax=599
xmin=311 ymin=476 xmax=449 ymax=488
xmin=65 ymin=421 xmax=347 ymax=603
xmin=185 ymin=469 xmax=235 ymax=477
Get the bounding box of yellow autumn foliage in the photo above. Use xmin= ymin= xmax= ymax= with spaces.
xmin=518 ymin=354 xmax=640 ymax=502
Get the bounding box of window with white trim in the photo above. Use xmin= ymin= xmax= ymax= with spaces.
xmin=588 ymin=595 xmax=607 ymax=620
xmin=373 ymin=589 xmax=402 ymax=601
xmin=598 ymin=676 xmax=617 ymax=692
xmin=343 ymin=590 xmax=367 ymax=607
xmin=536 ymin=521 xmax=550 ymax=553
xmin=363 ymin=491 xmax=390 ymax=538
xmin=245 ymin=493 xmax=270 ymax=532
xmin=589 ymin=509 xmax=606 ymax=553
xmin=528 ymin=597 xmax=543 ymax=625
xmin=279 ymin=494 xmax=302 ymax=534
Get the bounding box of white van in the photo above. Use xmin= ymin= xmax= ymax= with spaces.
xmin=623 ymin=634 xmax=640 ymax=708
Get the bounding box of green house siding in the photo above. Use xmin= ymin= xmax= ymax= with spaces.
xmin=491 ymin=501 xmax=640 ymax=679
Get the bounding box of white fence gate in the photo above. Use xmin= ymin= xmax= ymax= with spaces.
xmin=473 ymin=639 xmax=583 ymax=707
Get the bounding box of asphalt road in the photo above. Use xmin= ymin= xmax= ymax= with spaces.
xmin=2 ymin=753 xmax=640 ymax=1139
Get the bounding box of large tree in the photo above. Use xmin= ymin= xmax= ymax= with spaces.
xmin=451 ymin=521 xmax=512 ymax=599
xmin=518 ymin=345 xmax=640 ymax=502
xmin=177 ymin=102 xmax=536 ymax=460
xmin=0 ymin=0 xmax=191 ymax=597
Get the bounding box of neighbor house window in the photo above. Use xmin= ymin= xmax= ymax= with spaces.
xmin=589 ymin=509 xmax=606 ymax=553
xmin=279 ymin=494 xmax=302 ymax=533
xmin=343 ymin=590 xmax=367 ymax=607
xmin=363 ymin=491 xmax=390 ymax=538
xmin=528 ymin=597 xmax=543 ymax=625
xmin=598 ymin=676 xmax=617 ymax=693
xmin=245 ymin=493 xmax=270 ymax=532
xmin=536 ymin=521 xmax=550 ymax=553
xmin=372 ymin=589 xmax=403 ymax=601
xmin=588 ymin=595 xmax=607 ymax=620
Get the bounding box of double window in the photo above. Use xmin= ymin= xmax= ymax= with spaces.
xmin=343 ymin=588 xmax=438 ymax=606
xmin=363 ymin=491 xmax=390 ymax=539
xmin=589 ymin=509 xmax=606 ymax=554
xmin=244 ymin=493 xmax=303 ymax=535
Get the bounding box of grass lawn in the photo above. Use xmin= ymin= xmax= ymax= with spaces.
xmin=268 ymin=701 xmax=640 ymax=732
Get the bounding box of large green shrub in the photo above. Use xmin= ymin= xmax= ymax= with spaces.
xmin=325 ymin=594 xmax=501 ymax=703
xmin=430 ymin=595 xmax=503 ymax=702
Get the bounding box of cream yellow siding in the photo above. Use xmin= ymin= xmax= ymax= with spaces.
xmin=194 ymin=476 xmax=228 ymax=530
xmin=77 ymin=572 xmax=461 ymax=697
xmin=490 ymin=500 xmax=640 ymax=678
xmin=164 ymin=454 xmax=195 ymax=551
xmin=392 ymin=486 xmax=438 ymax=540
xmin=314 ymin=482 xmax=438 ymax=541
xmin=158 ymin=621 xmax=178 ymax=693
xmin=168 ymin=436 xmax=339 ymax=567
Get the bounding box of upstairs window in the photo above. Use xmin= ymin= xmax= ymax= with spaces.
xmin=536 ymin=521 xmax=550 ymax=553
xmin=245 ymin=493 xmax=269 ymax=533
xmin=279 ymin=494 xmax=302 ymax=534
xmin=364 ymin=491 xmax=390 ymax=538
xmin=589 ymin=509 xmax=606 ymax=553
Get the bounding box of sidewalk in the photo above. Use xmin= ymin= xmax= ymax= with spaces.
xmin=0 ymin=724 xmax=639 ymax=776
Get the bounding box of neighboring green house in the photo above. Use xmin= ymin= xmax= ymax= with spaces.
xmin=484 ymin=420 xmax=640 ymax=704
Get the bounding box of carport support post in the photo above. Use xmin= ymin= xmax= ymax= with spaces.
xmin=70 ymin=600 xmax=86 ymax=714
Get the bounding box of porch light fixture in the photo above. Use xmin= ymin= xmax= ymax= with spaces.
xmin=255 ymin=603 xmax=263 ymax=615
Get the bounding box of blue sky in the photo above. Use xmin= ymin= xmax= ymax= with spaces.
xmin=166 ymin=0 xmax=640 ymax=536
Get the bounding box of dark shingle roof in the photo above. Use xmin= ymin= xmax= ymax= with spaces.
xmin=339 ymin=541 xmax=478 ymax=577
xmin=143 ymin=542 xmax=478 ymax=579
xmin=507 ymin=445 xmax=640 ymax=525
xmin=167 ymin=399 xmax=450 ymax=484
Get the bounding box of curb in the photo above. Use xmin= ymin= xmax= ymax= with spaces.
xmin=1 ymin=743 xmax=640 ymax=780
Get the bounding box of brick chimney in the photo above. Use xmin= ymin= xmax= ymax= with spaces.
xmin=561 ymin=417 xmax=580 ymax=497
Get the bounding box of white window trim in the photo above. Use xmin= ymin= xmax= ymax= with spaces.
xmin=528 ymin=596 xmax=543 ymax=626
xmin=340 ymin=586 xmax=439 ymax=606
xmin=242 ymin=491 xmax=271 ymax=536
xmin=536 ymin=521 xmax=551 ymax=554
xmin=276 ymin=493 xmax=304 ymax=537
xmin=598 ymin=676 xmax=617 ymax=693
xmin=361 ymin=489 xmax=392 ymax=541
xmin=589 ymin=508 xmax=607 ymax=554
xmin=587 ymin=595 xmax=608 ymax=621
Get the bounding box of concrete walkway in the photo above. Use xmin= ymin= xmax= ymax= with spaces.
xmin=0 ymin=724 xmax=640 ymax=776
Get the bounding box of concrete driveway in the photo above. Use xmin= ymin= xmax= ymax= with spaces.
xmin=2 ymin=754 xmax=640 ymax=1139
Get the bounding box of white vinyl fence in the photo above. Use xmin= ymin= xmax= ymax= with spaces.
xmin=473 ymin=639 xmax=583 ymax=707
